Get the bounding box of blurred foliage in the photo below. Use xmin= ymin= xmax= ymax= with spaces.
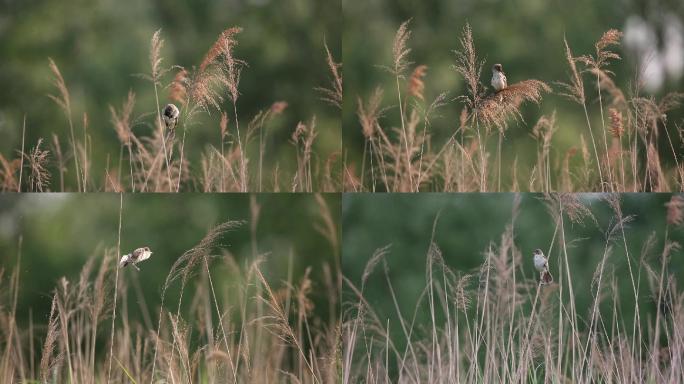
xmin=0 ymin=193 xmax=340 ymax=325
xmin=343 ymin=0 xmax=684 ymax=180
xmin=0 ymin=0 xmax=341 ymax=185
xmin=343 ymin=193 xmax=684 ymax=335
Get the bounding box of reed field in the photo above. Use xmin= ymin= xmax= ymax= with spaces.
xmin=343 ymin=193 xmax=684 ymax=382
xmin=1 ymin=7 xmax=341 ymax=193
xmin=343 ymin=19 xmax=683 ymax=193
xmin=0 ymin=194 xmax=341 ymax=383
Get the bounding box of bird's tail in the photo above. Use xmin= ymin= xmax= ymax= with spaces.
xmin=541 ymin=269 xmax=553 ymax=284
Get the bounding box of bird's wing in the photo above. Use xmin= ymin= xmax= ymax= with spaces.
xmin=119 ymin=254 xmax=130 ymax=267
xmin=132 ymin=247 xmax=147 ymax=260
xmin=138 ymin=250 xmax=152 ymax=262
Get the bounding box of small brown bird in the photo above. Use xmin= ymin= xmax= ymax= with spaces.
xmin=533 ymin=249 xmax=553 ymax=284
xmin=162 ymin=104 xmax=180 ymax=131
xmin=491 ymin=64 xmax=507 ymax=92
xmin=119 ymin=247 xmax=153 ymax=271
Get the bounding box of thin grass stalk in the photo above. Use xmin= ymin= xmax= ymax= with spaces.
xmin=82 ymin=114 xmax=89 ymax=191
xmin=651 ymin=225 xmax=670 ymax=380
xmin=18 ymin=117 xmax=25 ymax=192
xmin=0 ymin=236 xmax=22 ymax=378
xmin=581 ymin=103 xmax=605 ymax=191
xmin=149 ymin=281 xmax=169 ymax=383
xmin=221 ymin=132 xmax=225 ymax=193
xmin=497 ymin=130 xmax=502 ymax=191
xmin=596 ymin=71 xmax=614 ymax=191
xmin=175 ymin=102 xmax=189 ymax=192
xmin=69 ymin=109 xmax=81 ymax=191
xmin=558 ymin=198 xmax=581 ymax=381
xmin=106 ymin=194 xmax=123 ymax=383
xmin=127 ymin=142 xmax=135 ymax=192
xmin=631 ymin=89 xmax=640 ymax=192
xmin=475 ymin=120 xmax=486 ymax=191
xmin=360 ymin=139 xmax=368 ymax=191
xmin=150 ymin=30 xmax=173 ymax=191
xmin=394 ymin=80 xmax=414 ymax=191
xmin=258 ymin=122 xmax=264 ymax=192
xmin=232 ymin=103 xmax=246 ymax=192
xmin=662 ymin=123 xmax=682 ymax=188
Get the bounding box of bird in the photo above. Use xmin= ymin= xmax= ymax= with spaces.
xmin=491 ymin=64 xmax=507 ymax=92
xmin=119 ymin=247 xmax=153 ymax=271
xmin=533 ymin=249 xmax=553 ymax=284
xmin=162 ymin=104 xmax=180 ymax=132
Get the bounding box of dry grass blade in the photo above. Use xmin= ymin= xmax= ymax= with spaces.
xmin=110 ymin=91 xmax=136 ymax=145
xmin=408 ymin=65 xmax=427 ymax=101
xmin=39 ymin=295 xmax=60 ymax=382
xmin=169 ymin=68 xmax=188 ymax=106
xmin=358 ymin=88 xmax=385 ymax=140
xmin=315 ymin=41 xmax=343 ymax=109
xmin=556 ymin=38 xmax=585 ymax=104
xmin=665 ymin=195 xmax=684 ymax=226
xmin=47 ymin=58 xmax=71 ymax=113
xmin=0 ymin=154 xmax=21 ymax=192
xmin=578 ymin=29 xmax=623 ymax=70
xmin=25 ymin=139 xmax=51 ymax=192
xmin=166 ymin=221 xmax=246 ymax=288
xmin=47 ymin=58 xmax=81 ymax=191
xmin=199 ymin=27 xmax=244 ymax=103
xmin=392 ymin=20 xmax=413 ymax=76
xmin=452 ymin=23 xmax=485 ymax=109
xmin=150 ymin=29 xmax=164 ymax=83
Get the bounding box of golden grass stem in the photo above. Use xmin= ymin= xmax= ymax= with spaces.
xmin=232 ymin=102 xmax=247 ymax=192
xmin=18 ymin=117 xmax=25 ymax=192
xmin=395 ymin=77 xmax=414 ymax=191
xmin=596 ymin=73 xmax=614 ymax=191
xmin=581 ymin=103 xmax=605 ymax=191
xmin=106 ymin=194 xmax=123 ymax=383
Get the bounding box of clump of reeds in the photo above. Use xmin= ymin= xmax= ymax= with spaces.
xmin=343 ymin=194 xmax=683 ymax=383
xmin=0 ymin=201 xmax=340 ymax=382
xmin=346 ymin=21 xmax=684 ymax=193
xmin=0 ymin=28 xmax=339 ymax=192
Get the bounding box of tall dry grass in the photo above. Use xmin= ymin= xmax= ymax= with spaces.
xmin=345 ymin=21 xmax=683 ymax=192
xmin=0 ymin=28 xmax=341 ymax=192
xmin=0 ymin=196 xmax=340 ymax=383
xmin=343 ymin=194 xmax=684 ymax=383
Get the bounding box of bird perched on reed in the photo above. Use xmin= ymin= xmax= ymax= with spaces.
xmin=162 ymin=103 xmax=179 ymax=144
xmin=162 ymin=104 xmax=180 ymax=131
xmin=120 ymin=247 xmax=153 ymax=271
xmin=491 ymin=64 xmax=507 ymax=92
xmin=533 ymin=249 xmax=553 ymax=284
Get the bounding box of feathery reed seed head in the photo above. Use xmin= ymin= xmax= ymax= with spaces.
xmin=666 ymin=195 xmax=684 ymax=226
xmin=609 ymin=108 xmax=624 ymax=138
xmin=408 ymin=65 xmax=427 ymax=100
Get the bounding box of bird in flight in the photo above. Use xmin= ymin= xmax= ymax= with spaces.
xmin=120 ymin=247 xmax=153 ymax=271
xmin=491 ymin=63 xmax=507 ymax=92
xmin=533 ymin=249 xmax=553 ymax=285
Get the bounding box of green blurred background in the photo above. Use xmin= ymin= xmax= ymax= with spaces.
xmin=0 ymin=0 xmax=341 ymax=188
xmin=342 ymin=193 xmax=683 ymax=338
xmin=0 ymin=193 xmax=340 ymax=325
xmin=343 ymin=0 xmax=684 ymax=184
